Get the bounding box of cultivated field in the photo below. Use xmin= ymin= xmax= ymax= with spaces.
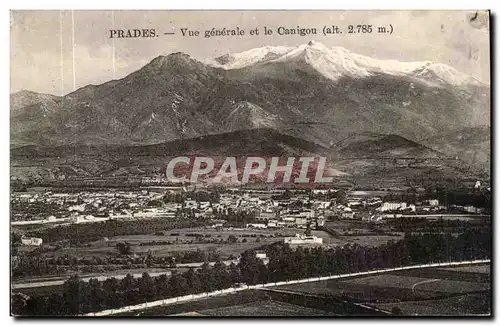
xmin=339 ymin=235 xmax=403 ymax=247
xmin=117 ymin=289 xmax=337 ymax=317
xmin=44 ymin=226 xmax=397 ymax=259
xmin=20 ymin=221 xmax=406 ymax=263
xmin=322 ymin=220 xmax=404 ymax=247
xmin=438 ymin=264 xmax=490 ymax=274
xmin=198 ymin=300 xmax=337 ymax=316
xmin=374 ymin=292 xmax=490 ymax=316
xmin=54 ymin=241 xmax=274 ymax=259
xmin=342 ymin=274 xmax=489 ymax=296
xmin=117 ymin=290 xmax=270 ymax=316
xmin=44 ymin=227 xmax=285 ymax=259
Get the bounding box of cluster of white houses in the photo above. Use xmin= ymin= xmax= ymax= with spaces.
xmin=284 ymin=233 xmax=324 ymax=245
xmin=20 ymin=236 xmax=43 ymax=246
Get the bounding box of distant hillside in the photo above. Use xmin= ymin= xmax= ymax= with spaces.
xmin=323 ymin=132 xmax=482 ymax=187
xmin=11 ymin=128 xmax=327 ymax=158
xmin=10 ymin=90 xmax=60 ymax=111
xmin=329 ymin=132 xmax=443 ymax=159
xmin=418 ymin=126 xmax=490 ymax=173
xmin=11 ymin=129 xmax=484 ymax=187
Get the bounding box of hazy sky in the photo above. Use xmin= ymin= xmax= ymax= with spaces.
xmin=10 ymin=10 xmax=490 ymax=95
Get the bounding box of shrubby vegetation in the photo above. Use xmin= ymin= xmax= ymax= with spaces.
xmin=163 ymin=190 xmax=221 ymax=204
xmin=391 ymin=217 xmax=490 ymax=233
xmin=12 ymin=249 xmax=224 ymax=279
xmin=25 ymin=218 xmax=206 ymax=244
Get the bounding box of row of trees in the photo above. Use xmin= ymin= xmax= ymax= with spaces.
xmin=24 ymin=218 xmax=206 ymax=244
xmin=391 ymin=217 xmax=491 ymax=233
xmin=12 ymin=249 xmax=224 ymax=279
xmin=11 ymin=201 xmax=65 ymax=221
xmin=162 ymin=190 xmax=221 ymax=204
xmin=13 ymin=262 xmax=241 ymax=315
xmin=381 ymin=186 xmax=491 ymax=210
xmin=13 ymin=229 xmax=491 ymax=316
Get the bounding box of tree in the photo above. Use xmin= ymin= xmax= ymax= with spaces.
xmin=168 ymin=271 xmax=187 ymax=296
xmin=115 ymin=242 xmax=132 ymax=255
xmin=198 ymin=262 xmax=216 ymax=292
xmin=87 ymin=278 xmax=104 ymax=313
xmin=305 ymin=223 xmax=312 ymax=236
xmin=239 ymin=250 xmax=262 ymax=285
xmin=335 ymin=189 xmax=348 ymax=205
xmin=63 ymin=275 xmax=86 ymax=314
xmin=11 ymin=232 xmax=22 ymax=256
xmin=228 ymin=263 xmax=241 ymax=284
xmin=147 ymin=199 xmax=163 ymax=207
xmin=213 ymin=261 xmax=231 ymax=289
xmin=392 ymin=306 xmax=403 ymax=315
xmin=11 ymin=293 xmax=29 ymax=315
xmin=155 ymin=273 xmax=170 ymax=296
xmin=184 ymin=268 xmax=201 ymax=294
xmin=138 ymin=272 xmax=155 ymax=300
xmin=120 ymin=274 xmax=137 ymax=303
xmin=283 ymin=189 xmax=292 ymax=200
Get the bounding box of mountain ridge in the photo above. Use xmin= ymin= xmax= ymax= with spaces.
xmin=10 ymin=128 xmax=483 ymax=186
xmin=10 ymin=43 xmax=490 ymax=178
xmin=207 ymin=41 xmax=487 ymax=87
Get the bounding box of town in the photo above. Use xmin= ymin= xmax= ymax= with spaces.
xmin=11 ymin=182 xmax=490 ymax=247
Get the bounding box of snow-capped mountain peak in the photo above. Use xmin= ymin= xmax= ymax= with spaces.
xmin=207 ymin=45 xmax=294 ymax=69
xmin=412 ymin=62 xmax=482 ymax=86
xmin=273 ymin=41 xmax=372 ymax=80
xmin=207 ymin=41 xmax=484 ymax=87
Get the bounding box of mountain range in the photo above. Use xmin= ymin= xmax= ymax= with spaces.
xmin=10 ymin=41 xmax=491 ymax=185
xmin=11 ymin=128 xmax=481 ymax=187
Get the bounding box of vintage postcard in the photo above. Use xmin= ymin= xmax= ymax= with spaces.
xmin=10 ymin=10 xmax=491 ymax=317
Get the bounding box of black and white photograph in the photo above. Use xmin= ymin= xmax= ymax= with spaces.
xmin=9 ymin=9 xmax=491 ymax=317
